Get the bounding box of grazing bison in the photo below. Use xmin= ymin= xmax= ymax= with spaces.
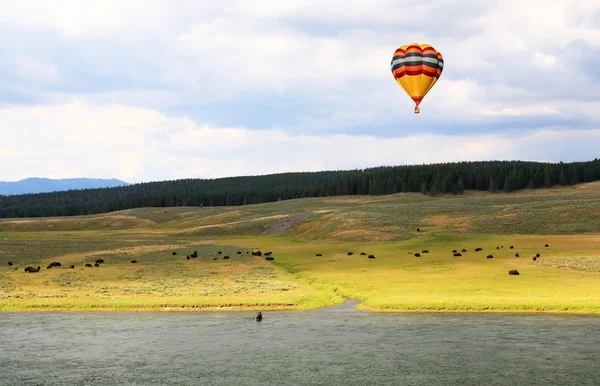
xmin=545 ymin=244 xmax=549 ymax=247
xmin=316 ymin=254 xmax=322 ymax=257
xmin=533 ymin=257 xmax=537 ymax=261
xmin=256 ymin=311 xmax=263 ymax=322
xmin=24 ymin=266 xmax=39 ymax=273
xmin=508 ymin=270 xmax=520 ymax=275
xmin=452 ymin=250 xmax=457 ymax=253
xmin=131 ymin=260 xmax=137 ymax=264
xmin=536 ymin=253 xmax=540 ymax=258
xmin=47 ymin=264 xmax=54 ymax=269
xmin=223 ymin=256 xmax=230 ymax=260
xmin=85 ymin=264 xmax=93 ymax=267
xmin=47 ymin=262 xmax=62 ymax=269
xmin=251 ymin=251 xmax=262 ymax=256
xmin=496 ymin=246 xmax=499 ymax=250
xmin=414 ymin=253 xmax=421 ymax=257
xmin=70 ymin=265 xmax=75 ymax=269
xmin=487 ymin=255 xmax=494 ymax=259
xmin=218 ymin=251 xmax=222 ymax=254
xmin=8 ymin=261 xmax=13 ymax=266
xmin=422 ymin=250 xmax=429 ymax=253
xmin=265 ymin=252 xmax=273 ymax=256
xmin=265 ymin=257 xmax=275 ymax=261
xmin=95 ymin=259 xmax=104 ymax=264
xmin=360 ymin=252 xmax=366 ymax=256
xmin=186 ymin=256 xmax=190 ymax=260
xmin=510 ymin=246 xmax=514 ymax=249
xmin=515 ymin=253 xmax=520 ymax=257
xmin=462 ymin=249 xmax=467 ymax=253
xmin=347 ymin=252 xmax=354 ymax=256
xmin=172 ymin=252 xmax=177 ymax=256
xmin=94 ymin=263 xmax=100 ymax=267
xmin=454 ymin=253 xmax=462 ymax=257
xmin=237 ymin=251 xmax=242 ymax=254
xmin=417 ymin=228 xmax=420 ymax=232
xmin=475 ymin=248 xmax=483 ymax=252
xmin=368 ymin=255 xmax=375 ymax=259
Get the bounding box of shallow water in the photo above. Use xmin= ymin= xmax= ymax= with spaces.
xmin=1 ymin=303 xmax=599 ymax=385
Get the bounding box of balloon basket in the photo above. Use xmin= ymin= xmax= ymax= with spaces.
xmin=414 ymin=106 xmax=420 ymax=114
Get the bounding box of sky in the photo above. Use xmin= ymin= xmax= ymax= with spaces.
xmin=1 ymin=0 xmax=599 ymax=183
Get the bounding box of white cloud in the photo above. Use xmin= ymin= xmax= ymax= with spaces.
xmin=1 ymin=101 xmax=598 ymax=182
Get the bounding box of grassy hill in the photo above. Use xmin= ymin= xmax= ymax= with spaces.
xmin=1 ymin=183 xmax=600 ymax=313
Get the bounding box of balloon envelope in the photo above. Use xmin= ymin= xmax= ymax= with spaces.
xmin=390 ymin=43 xmax=444 ymax=113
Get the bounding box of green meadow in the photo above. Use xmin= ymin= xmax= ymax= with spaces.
xmin=1 ymin=182 xmax=600 ymax=313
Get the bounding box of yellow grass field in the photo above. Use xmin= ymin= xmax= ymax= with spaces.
xmin=2 ymin=183 xmax=600 ymax=313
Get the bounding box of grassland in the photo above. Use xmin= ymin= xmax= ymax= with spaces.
xmin=2 ymin=183 xmax=600 ymax=313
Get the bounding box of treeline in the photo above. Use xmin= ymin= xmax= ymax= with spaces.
xmin=1 ymin=159 xmax=599 ymax=218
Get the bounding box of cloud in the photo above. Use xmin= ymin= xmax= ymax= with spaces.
xmin=1 ymin=101 xmax=598 ymax=182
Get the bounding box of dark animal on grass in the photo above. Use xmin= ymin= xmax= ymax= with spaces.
xmin=533 ymin=257 xmax=537 ymax=261
xmin=49 ymin=262 xmax=61 ymax=267
xmin=496 ymin=246 xmax=499 ymax=250
xmin=414 ymin=253 xmax=421 ymax=257
xmin=266 ymin=257 xmax=275 ymax=261
xmin=70 ymin=265 xmax=75 ymax=269
xmin=172 ymin=252 xmax=177 ymax=255
xmin=360 ymin=252 xmax=366 ymax=256
xmin=187 ymin=256 xmax=190 ymax=260
xmin=265 ymin=252 xmax=272 ymax=256
xmin=462 ymin=249 xmax=467 ymax=253
xmin=545 ymin=244 xmax=549 ymax=247
xmin=95 ymin=259 xmax=104 ymax=264
xmin=422 ymin=250 xmax=429 ymax=253
xmin=251 ymin=251 xmax=262 ymax=256
xmin=515 ymin=253 xmax=520 ymax=257
xmin=8 ymin=261 xmax=13 ymax=266
xmin=368 ymin=255 xmax=375 ymax=259
xmin=218 ymin=251 xmax=222 ymax=254
xmin=536 ymin=253 xmax=540 ymax=258
xmin=256 ymin=312 xmax=263 ymax=322
xmin=47 ymin=264 xmax=54 ymax=269
xmin=85 ymin=264 xmax=93 ymax=267
xmin=347 ymin=252 xmax=353 ymax=256
xmin=510 ymin=246 xmax=514 ymax=249
xmin=454 ymin=253 xmax=462 ymax=257
xmin=508 ymin=270 xmax=520 ymax=275
xmin=224 ymin=256 xmax=230 ymax=260
xmin=475 ymin=248 xmax=482 ymax=251
xmin=487 ymin=255 xmax=494 ymax=259
xmin=94 ymin=263 xmax=100 ymax=267
xmin=316 ymin=254 xmax=322 ymax=256
xmin=417 ymin=228 xmax=420 ymax=232
xmin=237 ymin=251 xmax=242 ymax=254
xmin=452 ymin=250 xmax=457 ymax=253
xmin=24 ymin=266 xmax=39 ymax=273
xmin=131 ymin=260 xmax=137 ymax=264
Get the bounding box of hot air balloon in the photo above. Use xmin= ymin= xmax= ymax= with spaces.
xmin=390 ymin=43 xmax=444 ymax=114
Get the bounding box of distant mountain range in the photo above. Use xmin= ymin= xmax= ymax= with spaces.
xmin=0 ymin=178 xmax=129 ymax=195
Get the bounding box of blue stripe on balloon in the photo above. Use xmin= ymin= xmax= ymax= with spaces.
xmin=404 ymin=52 xmax=423 ymax=58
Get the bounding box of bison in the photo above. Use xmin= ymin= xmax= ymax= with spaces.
xmin=360 ymin=252 xmax=366 ymax=256
xmin=422 ymin=250 xmax=429 ymax=253
xmin=94 ymin=263 xmax=100 ymax=267
xmin=316 ymin=254 xmax=322 ymax=257
xmin=237 ymin=251 xmax=242 ymax=254
xmin=536 ymin=253 xmax=540 ymax=258
xmin=265 ymin=257 xmax=275 ymax=261
xmin=131 ymin=260 xmax=137 ymax=264
xmin=509 ymin=270 xmax=520 ymax=275
xmin=186 ymin=256 xmax=190 ymax=260
xmin=265 ymin=252 xmax=273 ymax=256
xmin=452 ymin=250 xmax=457 ymax=253
xmin=223 ymin=256 xmax=230 ymax=260
xmin=454 ymin=253 xmax=462 ymax=257
xmin=533 ymin=257 xmax=537 ymax=261
xmin=417 ymin=228 xmax=420 ymax=232
xmin=256 ymin=311 xmax=263 ymax=322
xmin=475 ymin=248 xmax=483 ymax=252
xmin=487 ymin=255 xmax=494 ymax=259
xmin=85 ymin=264 xmax=93 ymax=267
xmin=510 ymin=246 xmax=514 ymax=249
xmin=368 ymin=255 xmax=375 ymax=259
xmin=347 ymin=252 xmax=354 ymax=256
xmin=218 ymin=251 xmax=222 ymax=254
xmin=515 ymin=253 xmax=520 ymax=257
xmin=414 ymin=253 xmax=421 ymax=257
xmin=70 ymin=265 xmax=75 ymax=269
xmin=462 ymin=249 xmax=467 ymax=253
xmin=95 ymin=259 xmax=104 ymax=264
xmin=172 ymin=252 xmax=177 ymax=256
xmin=545 ymin=244 xmax=549 ymax=247
xmin=251 ymin=251 xmax=262 ymax=256
xmin=7 ymin=261 xmax=13 ymax=266
xmin=496 ymin=246 xmax=499 ymax=250
xmin=24 ymin=266 xmax=39 ymax=273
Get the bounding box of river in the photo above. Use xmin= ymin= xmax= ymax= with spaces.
xmin=1 ymin=301 xmax=599 ymax=385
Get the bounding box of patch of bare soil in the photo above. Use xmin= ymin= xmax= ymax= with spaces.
xmin=260 ymin=214 xmax=311 ymax=235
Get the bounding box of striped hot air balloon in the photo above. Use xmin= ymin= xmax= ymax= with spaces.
xmin=390 ymin=43 xmax=444 ymax=114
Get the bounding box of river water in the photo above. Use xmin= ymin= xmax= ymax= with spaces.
xmin=1 ymin=301 xmax=599 ymax=385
